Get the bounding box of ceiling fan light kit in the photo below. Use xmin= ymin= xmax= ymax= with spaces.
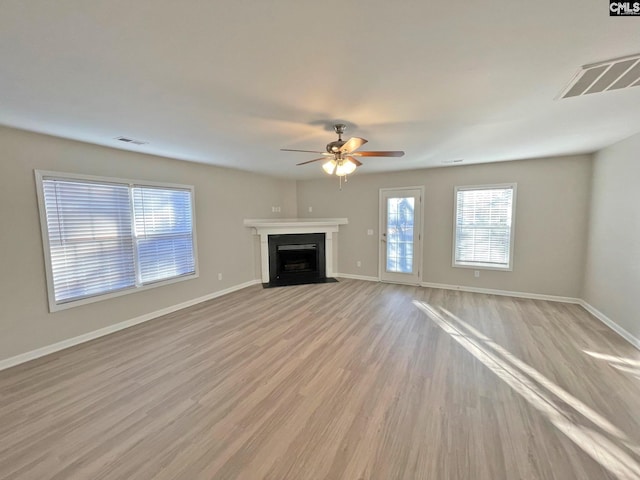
xmin=337 ymin=159 xmax=357 ymax=176
xmin=322 ymin=158 xmax=357 ymax=176
xmin=322 ymin=160 xmax=336 ymax=175
xmin=281 ymin=123 xmax=405 ymax=188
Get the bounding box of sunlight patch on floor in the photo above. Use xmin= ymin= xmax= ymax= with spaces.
xmin=609 ymin=364 xmax=640 ymax=379
xmin=584 ymin=350 xmax=640 ymax=380
xmin=584 ymin=350 xmax=640 ymax=366
xmin=413 ymin=300 xmax=640 ymax=480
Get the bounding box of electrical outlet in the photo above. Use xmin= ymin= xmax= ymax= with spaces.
xmin=218 ymin=273 xmax=223 ymax=281
xmin=357 ymin=261 xmax=362 ymax=267
xmin=474 ymin=270 xmax=480 ymax=278
xmin=308 ymin=206 xmax=313 ymax=212
xmin=367 ymin=229 xmax=374 ymax=236
xmin=271 ymin=206 xmax=276 ymax=212
xmin=276 ymin=206 xmax=281 ymax=213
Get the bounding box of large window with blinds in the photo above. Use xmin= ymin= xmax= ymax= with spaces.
xmin=453 ymin=184 xmax=516 ymax=270
xmin=35 ymin=171 xmax=197 ymax=311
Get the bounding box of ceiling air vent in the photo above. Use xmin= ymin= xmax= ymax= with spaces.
xmin=115 ymin=136 xmax=148 ymax=146
xmin=560 ymin=53 xmax=640 ymax=99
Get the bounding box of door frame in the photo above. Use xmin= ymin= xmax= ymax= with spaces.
xmin=378 ymin=186 xmax=424 ymax=285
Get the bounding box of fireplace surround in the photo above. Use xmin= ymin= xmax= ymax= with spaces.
xmin=244 ymin=218 xmax=348 ymax=286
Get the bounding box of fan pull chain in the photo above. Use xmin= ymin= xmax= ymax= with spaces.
xmin=338 ymin=174 xmax=350 ymax=190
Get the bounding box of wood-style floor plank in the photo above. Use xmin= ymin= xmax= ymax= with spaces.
xmin=1 ymin=279 xmax=639 ymax=479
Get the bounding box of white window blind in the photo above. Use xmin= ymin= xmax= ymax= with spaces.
xmin=132 ymin=186 xmax=195 ymax=284
xmin=42 ymin=179 xmax=136 ymax=303
xmin=37 ymin=172 xmax=197 ymax=310
xmin=454 ymin=184 xmax=516 ymax=270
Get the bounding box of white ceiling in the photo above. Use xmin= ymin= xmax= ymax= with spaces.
xmin=1 ymin=1 xmax=639 ymax=179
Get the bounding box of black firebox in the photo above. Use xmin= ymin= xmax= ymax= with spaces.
xmin=267 ymin=233 xmax=332 ymax=287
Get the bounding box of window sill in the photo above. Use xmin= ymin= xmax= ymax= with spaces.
xmin=453 ymin=262 xmax=512 ymax=272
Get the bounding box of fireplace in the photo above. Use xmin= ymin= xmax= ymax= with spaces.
xmin=243 ymin=218 xmax=348 ymax=285
xmin=268 ymin=233 xmax=326 ymax=286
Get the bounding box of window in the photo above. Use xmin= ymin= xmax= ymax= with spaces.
xmin=35 ymin=171 xmax=197 ymax=311
xmin=453 ymin=184 xmax=516 ymax=270
xmin=132 ymin=186 xmax=195 ymax=284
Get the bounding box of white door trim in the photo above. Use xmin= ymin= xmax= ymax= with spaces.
xmin=378 ymin=186 xmax=424 ymax=285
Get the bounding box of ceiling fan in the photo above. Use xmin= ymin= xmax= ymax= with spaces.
xmin=281 ymin=124 xmax=404 ymax=185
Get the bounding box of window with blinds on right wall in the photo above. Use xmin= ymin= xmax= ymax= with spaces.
xmin=452 ymin=183 xmax=517 ymax=271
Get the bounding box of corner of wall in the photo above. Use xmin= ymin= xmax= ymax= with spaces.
xmin=579 ymin=152 xmax=596 ymax=300
xmin=579 ymin=132 xmax=640 ymax=346
xmin=294 ymin=179 xmax=305 ymax=217
xmin=279 ymin=178 xmax=298 ymax=217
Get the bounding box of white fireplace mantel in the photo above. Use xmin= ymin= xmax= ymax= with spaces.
xmin=244 ymin=218 xmax=348 ymax=283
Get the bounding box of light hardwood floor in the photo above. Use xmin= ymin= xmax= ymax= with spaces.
xmin=1 ymin=279 xmax=639 ymax=479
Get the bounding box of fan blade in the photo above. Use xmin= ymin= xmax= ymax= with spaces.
xmin=281 ymin=148 xmax=328 ymax=154
xmin=345 ymin=156 xmax=363 ymax=166
xmin=352 ymin=151 xmax=405 ymax=157
xmin=340 ymin=137 xmax=368 ymax=154
xmin=296 ymin=157 xmax=327 ymax=166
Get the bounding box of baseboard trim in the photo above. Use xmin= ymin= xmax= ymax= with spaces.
xmin=336 ymin=273 xmax=380 ymax=282
xmin=0 ymin=279 xmax=262 ymax=372
xmin=578 ymin=300 xmax=640 ymax=350
xmin=419 ymin=282 xmax=581 ymax=304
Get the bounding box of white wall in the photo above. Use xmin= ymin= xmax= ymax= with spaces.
xmin=0 ymin=126 xmax=297 ymax=361
xmin=583 ymin=133 xmax=640 ymax=342
xmin=297 ymin=155 xmax=592 ymax=298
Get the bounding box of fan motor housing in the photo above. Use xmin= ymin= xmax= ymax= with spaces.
xmin=326 ymin=140 xmax=345 ymax=153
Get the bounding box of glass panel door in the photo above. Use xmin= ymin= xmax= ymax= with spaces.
xmin=379 ymin=187 xmax=423 ymax=284
xmin=386 ymin=196 xmax=415 ymax=273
